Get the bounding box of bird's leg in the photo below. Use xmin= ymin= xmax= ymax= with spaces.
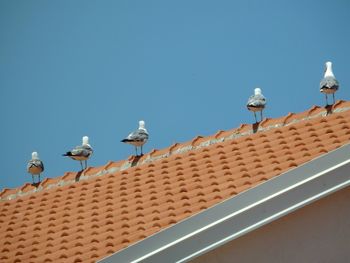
xmin=254 ymin=112 xmax=257 ymax=123
xmin=260 ymin=110 xmax=263 ymax=122
xmin=332 ymin=93 xmax=335 ymax=105
xmin=39 ymin=174 xmax=41 ymax=183
xmin=141 ymin=145 xmax=143 ymax=156
xmin=85 ymin=160 xmax=87 ymax=170
xmin=32 ymin=175 xmax=34 ymax=184
xmin=80 ymin=161 xmax=83 ymax=171
xmin=135 ymin=147 xmax=138 ymax=156
xmin=325 ymin=94 xmax=328 ymax=106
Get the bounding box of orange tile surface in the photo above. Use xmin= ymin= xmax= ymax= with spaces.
xmin=1 ymin=101 xmax=350 ymax=263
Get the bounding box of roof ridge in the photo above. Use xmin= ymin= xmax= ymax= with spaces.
xmin=1 ymin=100 xmax=350 ymax=201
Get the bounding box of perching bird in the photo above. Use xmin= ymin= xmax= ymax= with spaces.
xmin=121 ymin=120 xmax=149 ymax=156
xmin=320 ymin=61 xmax=339 ymax=105
xmin=27 ymin=152 xmax=44 ymax=184
xmin=247 ymin=88 xmax=266 ymax=123
xmin=63 ymin=136 xmax=93 ymax=170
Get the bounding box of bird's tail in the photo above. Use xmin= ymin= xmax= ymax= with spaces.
xmin=62 ymin=152 xmax=72 ymax=156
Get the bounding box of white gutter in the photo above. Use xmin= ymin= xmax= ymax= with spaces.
xmin=99 ymin=143 xmax=350 ymax=263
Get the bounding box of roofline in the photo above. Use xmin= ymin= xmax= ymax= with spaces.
xmin=99 ymin=143 xmax=350 ymax=263
xmin=2 ymin=101 xmax=350 ymax=202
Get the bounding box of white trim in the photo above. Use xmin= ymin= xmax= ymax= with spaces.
xmin=178 ymin=178 xmax=350 ymax=263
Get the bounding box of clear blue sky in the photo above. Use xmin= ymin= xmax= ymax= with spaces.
xmin=1 ymin=0 xmax=349 ymax=190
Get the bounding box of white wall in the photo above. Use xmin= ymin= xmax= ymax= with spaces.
xmin=190 ymin=186 xmax=350 ymax=263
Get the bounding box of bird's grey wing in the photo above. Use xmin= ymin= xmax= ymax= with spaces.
xmin=27 ymin=159 xmax=44 ymax=171
xmin=128 ymin=129 xmax=149 ymax=141
xmin=71 ymin=146 xmax=87 ymax=156
xmin=247 ymin=94 xmax=266 ymax=107
xmin=247 ymin=94 xmax=255 ymax=105
xmin=126 ymin=130 xmax=137 ymax=140
xmin=39 ymin=160 xmax=44 ymax=171
xmin=82 ymin=145 xmax=93 ymax=156
xmin=83 ymin=145 xmax=93 ymax=151
xmin=320 ymin=77 xmax=339 ymax=89
xmin=138 ymin=130 xmax=149 ymax=141
xmin=26 ymin=161 xmax=33 ymax=172
xmin=258 ymin=94 xmax=266 ymax=105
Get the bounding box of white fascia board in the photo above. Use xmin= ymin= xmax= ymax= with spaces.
xmin=99 ymin=143 xmax=350 ymax=263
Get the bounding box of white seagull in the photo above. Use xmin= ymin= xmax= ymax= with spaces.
xmin=121 ymin=120 xmax=149 ymax=156
xmin=63 ymin=136 xmax=93 ymax=170
xmin=320 ymin=61 xmax=339 ymax=105
xmin=27 ymin=152 xmax=44 ymax=184
xmin=247 ymin=87 xmax=266 ymax=123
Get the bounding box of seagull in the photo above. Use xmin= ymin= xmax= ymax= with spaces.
xmin=63 ymin=136 xmax=93 ymax=170
xmin=121 ymin=120 xmax=149 ymax=156
xmin=247 ymin=88 xmax=266 ymax=123
xmin=27 ymin=152 xmax=44 ymax=184
xmin=320 ymin=61 xmax=339 ymax=105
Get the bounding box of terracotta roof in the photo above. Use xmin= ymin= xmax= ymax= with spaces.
xmin=1 ymin=100 xmax=350 ymax=263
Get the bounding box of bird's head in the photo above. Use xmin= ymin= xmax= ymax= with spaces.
xmin=325 ymin=61 xmax=332 ymax=72
xmin=82 ymin=136 xmax=89 ymax=145
xmin=254 ymin=88 xmax=262 ymax=95
xmin=324 ymin=61 xmax=334 ymax=78
xmin=139 ymin=120 xmax=145 ymax=129
xmin=32 ymin=152 xmax=39 ymax=159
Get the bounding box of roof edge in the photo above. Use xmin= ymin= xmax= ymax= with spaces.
xmin=99 ymin=143 xmax=350 ymax=263
xmin=2 ymin=100 xmax=350 ymax=201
